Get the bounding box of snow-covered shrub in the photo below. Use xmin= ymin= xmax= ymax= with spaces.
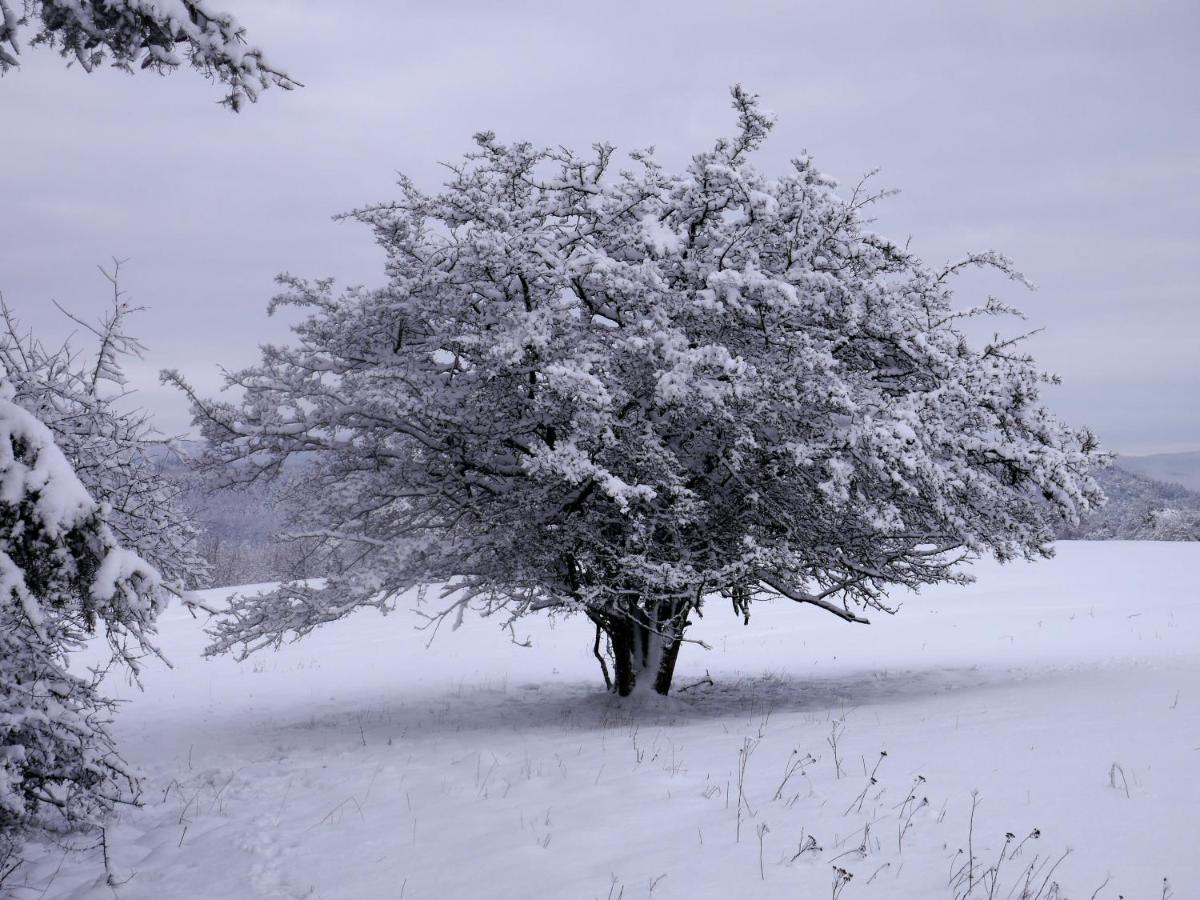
xmin=0 ymin=385 xmax=160 ymax=880
xmin=0 ymin=266 xmax=207 ymax=882
xmin=0 ymin=262 xmax=210 ymax=597
xmin=170 ymin=87 xmax=1104 ymax=695
xmin=0 ymin=0 xmax=296 ymax=109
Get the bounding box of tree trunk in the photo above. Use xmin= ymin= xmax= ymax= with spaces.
xmin=598 ymin=599 xmax=689 ymax=697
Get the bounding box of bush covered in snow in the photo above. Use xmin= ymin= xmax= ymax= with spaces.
xmin=170 ymin=87 xmax=1104 ymax=695
xmin=0 ymin=386 xmax=160 ymax=883
xmin=0 ymin=267 xmax=207 ymax=884
xmin=0 ymin=263 xmax=209 ymax=597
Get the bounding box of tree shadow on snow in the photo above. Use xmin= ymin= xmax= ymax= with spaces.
xmin=274 ymin=663 xmax=1006 ymax=741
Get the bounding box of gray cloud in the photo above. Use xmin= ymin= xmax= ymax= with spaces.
xmin=1 ymin=0 xmax=1196 ymax=453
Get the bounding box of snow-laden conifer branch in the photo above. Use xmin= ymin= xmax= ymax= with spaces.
xmin=176 ymin=86 xmax=1106 ymax=694
xmin=0 ymin=0 xmax=297 ymax=109
xmin=0 ymin=384 xmax=162 ymax=870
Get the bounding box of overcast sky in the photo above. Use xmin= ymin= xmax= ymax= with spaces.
xmin=2 ymin=1 xmax=1196 ymax=454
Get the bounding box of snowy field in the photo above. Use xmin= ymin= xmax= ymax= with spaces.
xmin=17 ymin=541 xmax=1200 ymax=900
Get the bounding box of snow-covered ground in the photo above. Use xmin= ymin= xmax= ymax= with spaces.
xmin=16 ymin=542 xmax=1200 ymax=899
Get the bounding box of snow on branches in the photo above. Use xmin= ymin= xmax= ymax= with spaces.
xmin=0 ymin=383 xmax=161 ymax=872
xmin=0 ymin=261 xmax=210 ymax=603
xmin=0 ymin=263 xmax=213 ymax=877
xmin=0 ymin=0 xmax=296 ymax=110
xmin=172 ymin=86 xmax=1105 ymax=694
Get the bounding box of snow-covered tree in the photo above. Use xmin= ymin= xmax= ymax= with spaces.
xmin=0 ymin=0 xmax=296 ymax=110
xmin=0 ymin=384 xmax=161 ymax=880
xmin=0 ymin=261 xmax=210 ymax=598
xmin=169 ymin=87 xmax=1104 ymax=695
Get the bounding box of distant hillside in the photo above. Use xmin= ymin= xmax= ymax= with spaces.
xmin=1061 ymin=463 xmax=1200 ymax=541
xmin=146 ymin=448 xmax=325 ymax=588
xmin=1117 ymin=450 xmax=1200 ymax=493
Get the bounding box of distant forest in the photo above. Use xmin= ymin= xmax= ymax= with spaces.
xmin=1059 ymin=464 xmax=1200 ymax=542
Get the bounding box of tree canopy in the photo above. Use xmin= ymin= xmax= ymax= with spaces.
xmin=171 ymin=87 xmax=1104 ymax=695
